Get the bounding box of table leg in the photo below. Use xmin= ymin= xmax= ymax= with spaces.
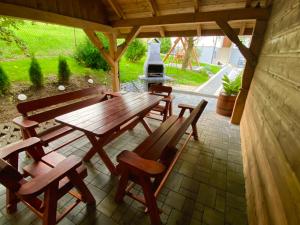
xmin=83 ymin=134 xmax=117 ymax=176
xmin=141 ymin=118 xmax=152 ymax=135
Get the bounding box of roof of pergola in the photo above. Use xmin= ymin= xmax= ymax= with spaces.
xmin=0 ymin=0 xmax=270 ymax=38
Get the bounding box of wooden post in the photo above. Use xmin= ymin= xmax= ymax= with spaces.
xmin=231 ymin=20 xmax=268 ymax=124
xmin=106 ymin=33 xmax=120 ymax=92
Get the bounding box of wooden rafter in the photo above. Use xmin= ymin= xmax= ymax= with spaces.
xmin=118 ymin=28 xmax=254 ymax=38
xmin=112 ymin=8 xmax=270 ymax=27
xmin=194 ymin=0 xmax=200 ymax=12
xmin=216 ymin=20 xmax=256 ymax=66
xmin=245 ymin=0 xmax=252 ymax=7
xmin=158 ymin=27 xmax=165 ymax=37
xmin=107 ymin=0 xmax=125 ymax=19
xmin=0 ymin=2 xmax=113 ymax=32
xmin=240 ymin=23 xmax=246 ymax=35
xmin=196 ymin=24 xmax=202 ymax=36
xmin=148 ymin=0 xmax=160 ymax=16
xmin=84 ymin=29 xmax=114 ymax=66
xmin=116 ymin=26 xmax=141 ymax=61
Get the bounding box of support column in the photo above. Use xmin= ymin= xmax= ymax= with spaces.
xmin=107 ymin=33 xmax=120 ymax=92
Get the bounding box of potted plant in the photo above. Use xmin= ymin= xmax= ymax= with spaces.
xmin=216 ymin=74 xmax=241 ymax=117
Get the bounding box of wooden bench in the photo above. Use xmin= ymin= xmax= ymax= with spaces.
xmin=115 ymin=99 xmax=208 ymax=225
xmin=13 ymin=86 xmax=119 ymax=151
xmin=0 ymin=137 xmax=95 ymax=225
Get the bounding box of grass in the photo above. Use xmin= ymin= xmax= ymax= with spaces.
xmin=162 ymin=54 xmax=221 ymax=74
xmin=0 ymin=21 xmax=215 ymax=86
xmin=0 ymin=56 xmax=106 ymax=82
xmin=120 ymin=57 xmax=209 ymax=85
xmin=0 ymin=21 xmax=86 ymax=59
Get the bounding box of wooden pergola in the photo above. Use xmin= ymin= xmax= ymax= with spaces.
xmin=0 ymin=0 xmax=272 ymax=124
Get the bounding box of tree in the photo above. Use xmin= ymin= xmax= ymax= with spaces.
xmin=182 ymin=37 xmax=195 ymax=70
xmin=160 ymin=38 xmax=171 ymax=54
xmin=29 ymin=56 xmax=43 ymax=88
xmin=0 ymin=16 xmax=28 ymax=54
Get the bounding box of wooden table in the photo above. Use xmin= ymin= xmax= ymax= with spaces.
xmin=56 ymin=92 xmax=163 ymax=175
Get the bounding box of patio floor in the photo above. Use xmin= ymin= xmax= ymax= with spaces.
xmin=0 ymin=92 xmax=247 ymax=225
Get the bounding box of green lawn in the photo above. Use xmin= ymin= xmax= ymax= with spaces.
xmin=162 ymin=54 xmax=221 ymax=74
xmin=0 ymin=56 xmax=106 ymax=82
xmin=0 ymin=21 xmax=86 ymax=59
xmin=120 ymin=57 xmax=209 ymax=85
xmin=0 ymin=21 xmax=214 ymax=86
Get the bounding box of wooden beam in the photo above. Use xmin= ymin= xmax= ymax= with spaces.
xmin=118 ymin=28 xmax=254 ymax=38
xmin=116 ymin=26 xmax=141 ymax=61
xmin=194 ymin=0 xmax=200 ymax=12
xmin=107 ymin=0 xmax=125 ymax=19
xmin=106 ymin=33 xmax=120 ymax=92
xmin=112 ymin=8 xmax=270 ymax=28
xmin=84 ymin=30 xmax=115 ymax=66
xmin=216 ymin=20 xmax=256 ymax=66
xmin=197 ymin=24 xmax=202 ymax=36
xmin=0 ymin=2 xmax=113 ymax=32
xmin=231 ymin=20 xmax=269 ymax=124
xmin=148 ymin=0 xmax=160 ymax=16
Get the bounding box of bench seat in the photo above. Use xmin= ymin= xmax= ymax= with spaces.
xmin=115 ymin=100 xmax=208 ymax=225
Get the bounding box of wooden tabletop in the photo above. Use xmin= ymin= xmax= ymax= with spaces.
xmin=56 ymin=92 xmax=163 ymax=137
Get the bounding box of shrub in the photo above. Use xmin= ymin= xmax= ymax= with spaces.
xmin=160 ymin=38 xmax=171 ymax=54
xmin=74 ymin=34 xmax=109 ymax=71
xmin=29 ymin=56 xmax=43 ymax=88
xmin=58 ymin=56 xmax=71 ymax=84
xmin=125 ymin=39 xmax=146 ymax=63
xmin=222 ymin=74 xmax=241 ymax=96
xmin=0 ymin=65 xmax=10 ymax=95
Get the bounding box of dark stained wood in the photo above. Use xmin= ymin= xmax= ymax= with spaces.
xmin=55 ymin=93 xmax=163 ymax=175
xmin=148 ymin=85 xmax=174 ymax=121
xmin=0 ymin=138 xmax=95 ymax=225
xmin=13 ymin=87 xmax=116 ymax=151
xmin=115 ymin=100 xmax=208 ymax=225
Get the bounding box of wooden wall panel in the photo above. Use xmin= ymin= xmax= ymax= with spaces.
xmin=241 ymin=0 xmax=300 ymax=224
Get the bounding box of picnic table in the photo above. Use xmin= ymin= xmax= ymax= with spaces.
xmin=55 ymin=92 xmax=163 ymax=175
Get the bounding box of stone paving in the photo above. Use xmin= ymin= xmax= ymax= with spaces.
xmin=0 ymin=93 xmax=247 ymax=225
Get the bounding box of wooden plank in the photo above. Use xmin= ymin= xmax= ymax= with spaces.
xmin=0 ymin=2 xmax=112 ymax=32
xmin=107 ymin=0 xmax=125 ymax=19
xmin=111 ymin=8 xmax=271 ymax=27
xmin=116 ymin=26 xmax=141 ymax=61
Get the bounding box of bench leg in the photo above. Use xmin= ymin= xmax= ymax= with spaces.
xmin=68 ymin=170 xmax=96 ymax=206
xmin=192 ymin=124 xmax=199 ymax=141
xmin=43 ymin=183 xmax=58 ymax=225
xmin=139 ymin=176 xmax=162 ymax=225
xmin=115 ymin=170 xmax=129 ymax=203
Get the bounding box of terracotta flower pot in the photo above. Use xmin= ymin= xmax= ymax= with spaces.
xmin=216 ymin=93 xmax=237 ymax=117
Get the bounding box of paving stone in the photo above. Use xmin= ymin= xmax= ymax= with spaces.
xmin=203 ymin=207 xmax=225 ymax=225
xmin=197 ymin=183 xmax=217 ymax=208
xmin=225 ymin=207 xmax=248 ymax=225
xmin=165 ymin=191 xmax=186 ymax=210
xmin=0 ymin=93 xmax=247 ymax=225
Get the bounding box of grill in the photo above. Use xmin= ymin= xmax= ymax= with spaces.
xmin=139 ymin=39 xmax=172 ymax=90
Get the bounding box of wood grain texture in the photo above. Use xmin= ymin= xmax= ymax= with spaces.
xmin=241 ymin=0 xmax=300 ymax=224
